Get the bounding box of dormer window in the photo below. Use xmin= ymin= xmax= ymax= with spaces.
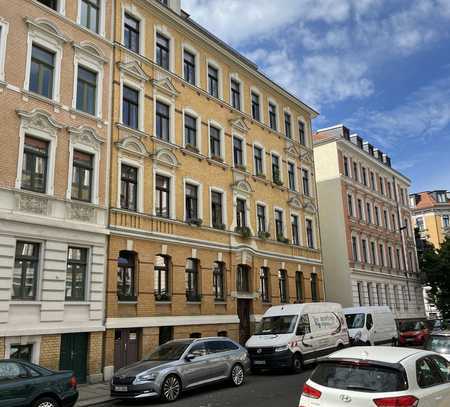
xmin=437 ymin=192 xmax=447 ymax=203
xmin=37 ymin=0 xmax=58 ymax=10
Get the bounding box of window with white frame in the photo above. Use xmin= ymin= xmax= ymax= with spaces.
xmin=256 ymin=203 xmax=267 ymax=234
xmin=155 ymin=174 xmax=171 ymax=218
xmin=211 ymin=190 xmax=224 ymax=229
xmin=230 ymin=77 xmax=241 ymax=111
xmin=21 ymin=135 xmax=49 ymax=194
xmin=79 ymin=0 xmax=101 ymax=34
xmin=298 ymin=120 xmax=306 ymax=145
xmin=306 ymin=218 xmax=314 ymax=248
xmin=207 ymin=62 xmax=220 ymax=98
xmin=288 ymin=161 xmax=296 ymax=191
xmin=37 ymin=0 xmax=59 ymax=10
xmin=352 ymin=236 xmax=359 ymax=261
xmin=122 ymin=84 xmax=140 ymax=129
xmin=156 ymin=100 xmax=170 ymax=141
xmin=236 ymin=198 xmax=247 ymax=228
xmin=233 ymin=135 xmax=245 ymax=168
xmin=183 ymin=111 xmax=199 ymax=150
xmin=0 ymin=18 xmax=9 ymax=83
xmin=271 ymin=153 xmax=281 ymax=184
xmin=76 ymin=65 xmax=97 ymax=116
xmin=209 ymin=122 xmax=223 ymax=160
xmin=251 ymin=91 xmax=261 ymax=121
xmin=29 ymin=44 xmax=55 ymax=99
xmin=302 ymin=168 xmax=310 ymax=196
xmin=123 ymin=12 xmax=140 ymax=53
xmin=185 ymin=182 xmax=201 ymax=222
xmin=357 ymin=281 xmax=364 ymax=306
xmin=367 ymin=282 xmax=373 ymax=306
xmin=65 ymin=247 xmax=88 ymax=301
xmin=274 ymin=209 xmax=284 ymax=240
xmin=269 ymin=102 xmax=277 ymax=130
xmin=12 ymin=241 xmax=40 ymax=301
xmin=156 ymin=32 xmax=170 ymax=70
xmin=183 ymin=48 xmax=196 ymax=85
xmin=253 ymin=144 xmax=264 ymax=176
xmin=291 ymin=214 xmax=300 ymax=246
xmin=284 ymin=111 xmax=292 ymax=139
xmin=379 ymin=244 xmax=385 ymax=267
xmin=71 ymin=149 xmax=93 ymax=202
xmin=120 ymin=163 xmax=138 ymax=211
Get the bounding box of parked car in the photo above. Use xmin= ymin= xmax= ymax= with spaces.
xmin=298 ymin=346 xmax=450 ymax=407
xmin=0 ymin=359 xmax=78 ymax=407
xmin=111 ymin=337 xmax=250 ymax=402
xmin=344 ymin=306 xmax=398 ymax=346
xmin=425 ymin=331 xmax=450 ymax=361
xmin=398 ymin=320 xmax=430 ymax=346
xmin=246 ymin=302 xmax=349 ymax=373
xmin=426 ymin=319 xmax=444 ymax=332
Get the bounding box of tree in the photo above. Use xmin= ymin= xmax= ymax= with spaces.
xmin=420 ymin=235 xmax=450 ymax=318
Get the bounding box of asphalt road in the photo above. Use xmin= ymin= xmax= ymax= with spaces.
xmin=97 ymin=369 xmax=312 ymax=407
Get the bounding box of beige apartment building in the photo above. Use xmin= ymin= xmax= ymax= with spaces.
xmin=104 ymin=0 xmax=324 ymax=377
xmin=0 ymin=0 xmax=113 ymax=383
xmin=314 ymin=125 xmax=425 ymax=320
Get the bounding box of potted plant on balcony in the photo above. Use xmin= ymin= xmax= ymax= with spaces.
xmin=277 ymin=235 xmax=290 ymax=244
xmin=155 ymin=292 xmax=171 ymax=302
xmin=258 ymin=231 xmax=271 ymax=240
xmin=213 ymin=223 xmax=227 ymax=230
xmin=187 ymin=218 xmax=203 ymax=227
xmin=235 ymin=226 xmax=252 ymax=239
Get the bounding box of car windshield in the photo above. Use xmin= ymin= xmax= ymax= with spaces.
xmin=425 ymin=336 xmax=450 ymax=354
xmin=399 ymin=321 xmax=422 ymax=332
xmin=311 ymin=361 xmax=408 ymax=393
xmin=145 ymin=341 xmax=191 ymax=361
xmin=345 ymin=313 xmax=365 ymax=329
xmin=256 ymin=315 xmax=298 ymax=335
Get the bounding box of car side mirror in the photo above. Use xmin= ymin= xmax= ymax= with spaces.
xmin=185 ymin=353 xmax=196 ymax=361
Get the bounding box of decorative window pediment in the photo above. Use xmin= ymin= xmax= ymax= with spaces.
xmin=303 ymin=201 xmax=317 ymax=214
xmin=16 ymin=108 xmax=65 ymax=137
xmin=24 ymin=17 xmax=69 ymax=44
xmin=116 ymin=135 xmax=149 ymax=158
xmin=154 ymin=148 xmax=179 ymax=168
xmin=229 ymin=117 xmax=250 ymax=134
xmin=152 ymin=77 xmax=179 ymax=98
xmin=301 ymin=150 xmax=314 ymax=164
xmin=68 ymin=126 xmax=104 ymax=152
xmin=288 ymin=196 xmax=303 ymax=209
xmin=73 ymin=41 xmax=108 ymax=64
xmin=119 ymin=60 xmax=149 ymax=82
xmin=232 ymin=179 xmax=254 ymax=195
xmin=285 ymin=142 xmax=301 ymax=158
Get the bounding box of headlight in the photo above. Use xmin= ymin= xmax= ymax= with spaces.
xmin=275 ymin=345 xmax=289 ymax=352
xmin=134 ymin=372 xmax=158 ymax=383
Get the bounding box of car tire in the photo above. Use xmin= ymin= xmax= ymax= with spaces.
xmin=230 ymin=363 xmax=245 ymax=386
xmin=32 ymin=397 xmax=59 ymax=407
xmin=160 ymin=374 xmax=182 ymax=403
xmin=291 ymin=353 xmax=303 ymax=374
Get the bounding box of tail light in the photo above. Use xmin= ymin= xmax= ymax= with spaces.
xmin=302 ymin=383 xmax=322 ymax=399
xmin=69 ymin=375 xmax=77 ymax=390
xmin=373 ymin=395 xmax=419 ymax=407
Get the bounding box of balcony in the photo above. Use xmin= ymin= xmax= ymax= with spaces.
xmin=110 ymin=208 xmax=174 ymax=235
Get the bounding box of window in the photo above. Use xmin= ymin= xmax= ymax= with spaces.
xmin=158 ymin=0 xmax=168 ymax=5
xmin=284 ymin=112 xmax=292 ymax=138
xmin=437 ymin=192 xmax=447 ymax=203
xmin=362 ymin=239 xmax=368 ymax=263
xmin=379 ymin=244 xmax=385 ymax=267
xmin=388 ymin=247 xmax=393 ymax=268
xmin=207 ymin=64 xmax=219 ymax=98
xmin=375 ymin=206 xmax=380 ymax=226
xmin=295 ymin=272 xmax=303 ymax=303
xmin=13 ymin=242 xmax=39 ymax=300
xmin=211 ymin=191 xmax=223 ymax=229
xmin=384 ymin=210 xmax=389 ymax=229
xmin=362 ymin=167 xmax=367 ymax=186
xmin=291 ymin=215 xmax=300 ymax=246
xmin=357 ymin=282 xmax=364 ymax=306
xmin=209 ymin=125 xmax=221 ymax=158
xmin=154 ymin=255 xmax=170 ymax=301
xmin=237 ymin=265 xmax=250 ymax=292
xmin=370 ymin=171 xmax=375 ymax=190
xmin=80 ymin=0 xmax=100 ymax=33
xmin=156 ymin=33 xmax=170 ymax=70
xmin=311 ymin=274 xmax=318 ymax=301
xmin=279 ymin=270 xmax=288 ymax=303
xmin=30 ymin=44 xmax=55 ymax=98
xmin=416 ymin=217 xmax=424 ymax=231
xmin=396 ymin=248 xmax=402 ymax=270
xmin=367 ymin=283 xmax=373 ymax=306
xmin=387 ymin=182 xmax=392 ymax=199
xmin=76 ymin=66 xmax=97 ymax=115
xmin=183 ymin=49 xmax=196 ymax=85
xmin=343 ymin=156 xmax=349 ymax=176
xmin=443 ymin=215 xmax=450 ymax=228
xmin=380 ymin=176 xmax=385 ymax=195
xmin=302 ymin=169 xmax=310 ymax=196
xmin=233 ymin=137 xmax=244 ymax=167
xmin=392 ymin=213 xmax=397 ymax=231
xmin=357 ymin=199 xmax=363 ymax=220
xmin=269 ymin=103 xmax=277 ymax=130
xmin=213 ymin=262 xmax=225 ymax=301
xmin=256 ymin=204 xmax=266 ymax=234
xmin=416 ymin=358 xmax=443 ymax=388
xmin=306 ymin=219 xmax=314 ymax=249
xmin=370 ymin=241 xmax=376 ymax=265
xmin=275 ymin=209 xmax=284 ymax=239
xmin=347 ymin=195 xmax=354 ymax=217
xmin=120 ymin=164 xmax=138 ymax=211
xmin=65 ymin=247 xmax=87 ymax=301
xmin=185 ymin=183 xmax=199 ymax=221
xmin=185 ymin=258 xmax=200 ymax=301
xmin=184 ymin=114 xmax=197 ymax=148
xmin=352 ymin=237 xmax=359 ymax=261
xmin=272 ymin=154 xmax=281 ymax=183
xmin=288 ymin=162 xmax=296 ymax=190
xmin=260 ymin=267 xmax=270 ymax=302
xmin=0 ymin=361 xmax=29 ymax=379
xmin=122 ymin=85 xmax=139 ymax=129
xmin=366 ymin=203 xmax=372 ymax=224
xmin=230 ymin=79 xmax=241 ymax=110
xmin=385 ymin=284 xmax=391 ymax=307
xmin=251 ymin=92 xmax=260 ymax=121
xmin=155 ymin=174 xmax=170 ymax=218
xmin=21 ymin=136 xmax=48 ymax=193
xmin=38 ymin=0 xmax=58 ymax=10
xmin=124 ymin=13 xmax=140 ymax=53
xmin=254 ymin=146 xmax=264 ymax=176
xmin=299 ymin=121 xmax=306 ymax=145
xmin=156 ymin=101 xmax=170 ymax=141
xmin=236 ymin=198 xmax=247 ymax=228
xmin=10 ymin=344 xmax=33 ymax=362
xmin=353 ymin=162 xmax=359 ymax=182
xmin=117 ymin=251 xmax=136 ymax=301
xmin=71 ymin=150 xmax=93 ymax=202
xmin=402 ymin=286 xmax=409 ymax=309
xmin=429 ymin=356 xmax=450 ymax=383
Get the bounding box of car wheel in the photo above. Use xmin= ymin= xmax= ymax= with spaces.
xmin=32 ymin=397 xmax=59 ymax=407
xmin=161 ymin=375 xmax=182 ymax=402
xmin=230 ymin=364 xmax=245 ymax=386
xmin=291 ymin=353 xmax=303 ymax=374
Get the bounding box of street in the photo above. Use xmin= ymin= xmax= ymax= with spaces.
xmin=95 ymin=369 xmax=312 ymax=407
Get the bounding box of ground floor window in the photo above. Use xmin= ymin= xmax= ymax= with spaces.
xmin=10 ymin=344 xmax=33 ymax=362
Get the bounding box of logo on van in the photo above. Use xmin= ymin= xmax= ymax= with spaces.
xmin=257 ymin=348 xmax=262 ymax=354
xmin=339 ymin=394 xmax=352 ymax=403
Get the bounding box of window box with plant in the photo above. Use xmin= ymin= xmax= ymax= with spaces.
xmin=213 ymin=223 xmax=227 ymax=231
xmin=277 ymin=235 xmax=290 ymax=244
xmin=154 ymin=292 xmax=171 ymax=302
xmin=234 ymin=164 xmax=247 ymax=172
xmin=184 ymin=143 xmax=200 ymax=154
xmin=186 ymin=292 xmax=202 ymax=302
xmin=210 ymin=154 xmax=223 ymax=163
xmin=258 ymin=231 xmax=271 ymax=240
xmin=235 ymin=226 xmax=252 ymax=238
xmin=187 ymin=218 xmax=203 ymax=227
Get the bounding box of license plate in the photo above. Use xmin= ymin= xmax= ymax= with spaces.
xmin=406 ymin=338 xmax=414 ymax=342
xmin=254 ymin=360 xmax=266 ymax=365
xmin=115 ymin=386 xmax=128 ymax=392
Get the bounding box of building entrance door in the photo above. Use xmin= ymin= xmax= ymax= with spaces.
xmin=60 ymin=333 xmax=88 ymax=384
xmin=114 ymin=328 xmax=139 ymax=370
xmin=237 ymin=299 xmax=251 ymax=345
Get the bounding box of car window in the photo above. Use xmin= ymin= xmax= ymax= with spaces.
xmin=189 ymin=342 xmax=207 ymax=357
xmin=222 ymin=340 xmax=239 ymax=351
xmin=416 ymin=357 xmax=444 ymax=388
xmin=366 ymin=314 xmax=373 ymax=330
xmin=206 ymin=341 xmax=226 ymax=354
xmin=430 ymin=356 xmax=450 ymax=382
xmin=0 ymin=362 xmax=28 ymax=381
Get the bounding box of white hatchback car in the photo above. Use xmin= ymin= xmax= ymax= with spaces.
xmin=299 ymin=347 xmax=450 ymax=407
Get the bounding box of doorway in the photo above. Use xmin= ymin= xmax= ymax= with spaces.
xmin=237 ymin=299 xmax=251 ymax=344
xmin=159 ymin=326 xmax=173 ymax=345
xmin=60 ymin=333 xmax=88 ymax=384
xmin=114 ymin=328 xmax=140 ymax=370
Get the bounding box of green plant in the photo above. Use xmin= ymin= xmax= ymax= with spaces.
xmin=235 ymin=226 xmax=252 ymax=239
xmin=277 ymin=235 xmax=289 ymax=244
xmin=187 ymin=218 xmax=203 ymax=226
xmin=258 ymin=231 xmax=271 ymax=240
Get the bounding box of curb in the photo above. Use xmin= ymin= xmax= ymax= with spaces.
xmin=77 ymin=396 xmax=115 ymax=407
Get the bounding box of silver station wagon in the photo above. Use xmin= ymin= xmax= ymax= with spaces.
xmin=111 ymin=337 xmax=250 ymax=402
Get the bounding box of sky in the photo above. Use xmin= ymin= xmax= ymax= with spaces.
xmin=182 ymin=0 xmax=450 ymax=193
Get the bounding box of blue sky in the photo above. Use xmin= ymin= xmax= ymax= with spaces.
xmin=183 ymin=0 xmax=450 ymax=193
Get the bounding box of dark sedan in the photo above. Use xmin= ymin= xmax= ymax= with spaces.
xmin=0 ymin=359 xmax=78 ymax=407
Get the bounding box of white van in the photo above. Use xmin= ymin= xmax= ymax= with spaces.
xmin=343 ymin=306 xmax=398 ymax=346
xmin=245 ymin=303 xmax=349 ymax=372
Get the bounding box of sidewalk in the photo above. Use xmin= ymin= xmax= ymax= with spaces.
xmin=76 ymin=382 xmax=114 ymax=407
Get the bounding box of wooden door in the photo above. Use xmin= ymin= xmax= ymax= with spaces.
xmin=114 ymin=329 xmax=139 ymax=370
xmin=60 ymin=333 xmax=88 ymax=383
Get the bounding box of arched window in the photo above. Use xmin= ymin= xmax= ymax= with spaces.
xmin=117 ymin=251 xmax=136 ymax=301
xmin=237 ymin=265 xmax=250 ymax=292
xmin=154 ymin=255 xmax=170 ymax=301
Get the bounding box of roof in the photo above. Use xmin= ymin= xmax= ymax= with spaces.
xmin=343 ymin=306 xmax=392 ymax=314
xmin=327 ymin=346 xmax=428 ymax=364
xmin=411 ymin=191 xmax=450 ymax=210
xmin=264 ymin=302 xmax=342 ymax=316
